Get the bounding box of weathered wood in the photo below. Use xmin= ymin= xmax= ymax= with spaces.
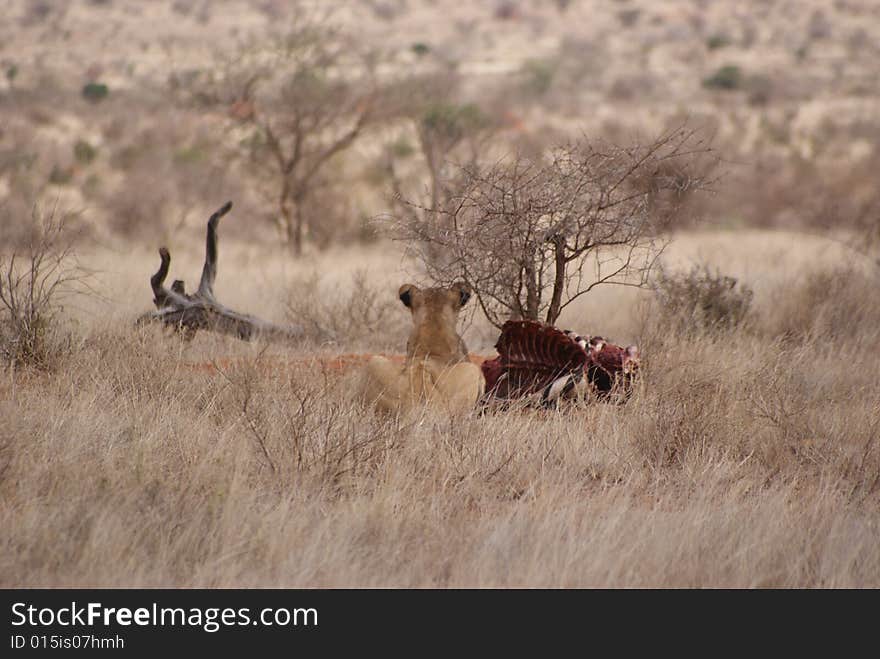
xmin=136 ymin=202 xmax=303 ymax=343
xmin=197 ymin=201 xmax=227 ymax=299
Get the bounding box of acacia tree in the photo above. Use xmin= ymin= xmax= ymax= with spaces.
xmin=202 ymin=21 xmax=380 ymax=254
xmin=394 ymin=126 xmax=715 ymax=328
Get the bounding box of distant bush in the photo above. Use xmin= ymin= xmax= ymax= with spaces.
xmin=285 ymin=272 xmax=404 ymax=349
xmin=807 ymin=10 xmax=831 ymax=40
xmin=73 ymin=140 xmax=97 ymax=164
xmin=706 ymin=34 xmax=730 ymax=50
xmin=411 ymin=42 xmax=430 ymax=57
xmin=369 ymin=2 xmax=398 ymax=21
xmin=653 ymin=264 xmax=753 ymax=334
xmin=81 ymin=82 xmax=109 ymax=103
xmin=21 ymin=1 xmax=59 ymax=26
xmin=421 ymin=102 xmax=488 ymax=146
xmin=746 ymin=74 xmax=774 ymax=106
xmin=388 ymin=136 xmax=414 ymax=159
xmin=170 ymin=0 xmax=191 ymax=15
xmin=702 ymin=65 xmax=742 ymax=90
xmin=519 ymin=59 xmax=555 ymax=97
xmin=763 ymin=267 xmax=880 ymax=344
xmin=48 ymin=165 xmax=73 ymax=185
xmin=617 ymin=9 xmax=640 ymax=27
xmin=554 ymin=0 xmax=573 ymax=12
xmin=494 ymin=2 xmax=519 ymax=21
xmin=172 ymin=143 xmax=209 ymax=164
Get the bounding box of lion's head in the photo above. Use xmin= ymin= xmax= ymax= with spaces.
xmin=398 ymin=282 xmax=472 ymax=364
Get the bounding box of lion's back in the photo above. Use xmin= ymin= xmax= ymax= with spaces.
xmin=362 ymin=355 xmax=483 ymax=415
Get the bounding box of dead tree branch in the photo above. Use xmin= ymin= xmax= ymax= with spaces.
xmin=136 ymin=202 xmax=303 ymax=343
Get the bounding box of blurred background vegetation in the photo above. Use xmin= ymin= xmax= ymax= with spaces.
xmin=1 ymin=0 xmax=876 ymax=254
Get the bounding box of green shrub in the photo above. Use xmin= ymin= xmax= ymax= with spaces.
xmin=81 ymin=82 xmax=109 ymax=103
xmin=48 ymin=165 xmax=73 ymax=185
xmin=389 ymin=136 xmax=414 ymax=159
xmin=411 ymin=42 xmax=430 ymax=57
xmin=702 ymin=65 xmax=742 ymax=90
xmin=73 ymin=140 xmax=97 ymax=164
xmin=421 ymin=103 xmax=487 ymax=145
xmin=706 ymin=34 xmax=730 ymax=50
xmin=173 ymin=143 xmax=208 ymax=164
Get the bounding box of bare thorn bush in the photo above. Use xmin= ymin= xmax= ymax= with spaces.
xmin=0 ymin=206 xmax=85 ymax=370
xmin=210 ymin=353 xmax=406 ymax=493
xmin=394 ymin=125 xmax=716 ymax=327
xmin=284 ymin=271 xmax=406 ymax=350
xmin=652 ymin=263 xmax=754 ymax=336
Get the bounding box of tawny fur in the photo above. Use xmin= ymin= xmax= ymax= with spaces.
xmin=363 ymin=283 xmax=484 ymax=415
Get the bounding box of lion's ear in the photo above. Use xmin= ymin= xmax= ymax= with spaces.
xmin=399 ymin=284 xmax=418 ymax=308
xmin=451 ymin=282 xmax=472 ymax=308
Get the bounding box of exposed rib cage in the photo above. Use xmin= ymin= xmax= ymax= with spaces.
xmin=481 ymin=320 xmax=588 ymax=401
xmin=481 ymin=320 xmax=640 ymax=407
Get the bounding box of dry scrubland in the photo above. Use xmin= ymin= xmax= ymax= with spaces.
xmin=2 ymin=1 xmax=880 ymax=587
xmin=1 ymin=233 xmax=879 ymax=587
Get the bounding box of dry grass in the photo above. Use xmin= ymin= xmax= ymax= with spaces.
xmin=1 ymin=233 xmax=878 ymax=588
xmin=2 ymin=0 xmax=879 ymax=588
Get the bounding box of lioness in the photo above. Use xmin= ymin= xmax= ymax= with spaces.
xmin=363 ymin=282 xmax=484 ymax=415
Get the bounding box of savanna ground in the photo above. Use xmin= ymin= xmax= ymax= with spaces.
xmin=2 ymin=232 xmax=878 ymax=587
xmin=1 ymin=1 xmax=880 ymax=587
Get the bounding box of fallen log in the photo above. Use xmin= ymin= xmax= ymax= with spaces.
xmin=136 ymin=202 xmax=303 ymax=343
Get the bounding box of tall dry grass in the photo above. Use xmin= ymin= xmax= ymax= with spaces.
xmin=0 ymin=233 xmax=878 ymax=587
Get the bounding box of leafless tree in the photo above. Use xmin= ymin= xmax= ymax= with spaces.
xmin=393 ymin=125 xmax=716 ymax=328
xmin=196 ymin=18 xmax=381 ymax=254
